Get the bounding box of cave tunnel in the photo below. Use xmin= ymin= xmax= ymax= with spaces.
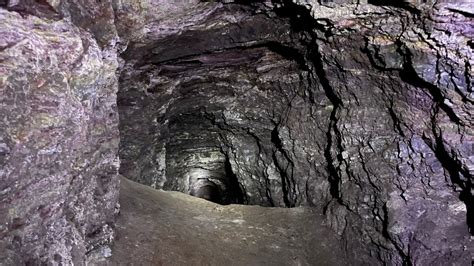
xmin=117 ymin=1 xmax=314 ymax=207
xmin=1 ymin=0 xmax=473 ymax=265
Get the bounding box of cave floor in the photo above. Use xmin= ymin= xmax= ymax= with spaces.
xmin=94 ymin=177 xmax=349 ymax=265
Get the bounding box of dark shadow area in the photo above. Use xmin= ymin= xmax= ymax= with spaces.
xmin=191 ymin=181 xmax=222 ymax=204
xmin=222 ymin=153 xmax=246 ymax=205
xmin=367 ymin=0 xmax=421 ymax=14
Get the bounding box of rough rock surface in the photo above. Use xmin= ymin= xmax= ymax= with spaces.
xmin=118 ymin=0 xmax=474 ymax=264
xmin=91 ymin=177 xmax=352 ymax=265
xmin=0 ymin=3 xmax=120 ymax=264
xmin=1 ymin=0 xmax=473 ymax=264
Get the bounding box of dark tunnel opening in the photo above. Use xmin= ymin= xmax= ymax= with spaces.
xmin=117 ymin=0 xmax=313 ymax=208
xmin=184 ymin=151 xmax=247 ymax=205
xmin=190 ymin=180 xmax=222 ymax=204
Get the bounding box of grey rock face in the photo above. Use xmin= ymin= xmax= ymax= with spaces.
xmin=0 ymin=2 xmax=120 ymax=264
xmin=301 ymin=2 xmax=474 ymax=264
xmin=118 ymin=2 xmax=307 ymax=207
xmin=118 ymin=0 xmax=473 ymax=264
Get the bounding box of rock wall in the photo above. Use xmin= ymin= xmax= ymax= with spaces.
xmin=290 ymin=1 xmax=473 ymax=264
xmin=118 ymin=0 xmax=473 ymax=264
xmin=0 ymin=1 xmax=120 ymax=264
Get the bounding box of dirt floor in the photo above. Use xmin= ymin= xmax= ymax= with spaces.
xmin=92 ymin=177 xmax=350 ymax=265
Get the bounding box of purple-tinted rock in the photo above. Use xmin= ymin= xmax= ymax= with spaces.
xmin=0 ymin=7 xmax=119 ymax=264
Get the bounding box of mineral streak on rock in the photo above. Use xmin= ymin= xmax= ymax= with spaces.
xmin=1 ymin=0 xmax=473 ymax=264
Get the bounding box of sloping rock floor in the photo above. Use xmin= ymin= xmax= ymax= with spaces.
xmin=91 ymin=177 xmax=350 ymax=265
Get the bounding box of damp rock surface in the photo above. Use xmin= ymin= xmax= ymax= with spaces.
xmin=93 ymin=177 xmax=352 ymax=266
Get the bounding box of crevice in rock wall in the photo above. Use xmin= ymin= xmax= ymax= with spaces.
xmin=425 ymin=113 xmax=474 ymax=234
xmin=446 ymin=8 xmax=474 ymax=18
xmin=387 ymin=100 xmax=407 ymax=138
xmin=222 ymin=151 xmax=247 ymax=205
xmin=271 ymin=125 xmax=297 ymax=207
xmin=396 ymin=41 xmax=461 ymax=124
xmin=310 ymin=44 xmax=346 ymax=211
xmin=464 ymin=59 xmax=472 ymax=92
xmin=367 ymin=0 xmax=423 ymax=15
xmin=381 ymin=203 xmax=413 ymax=265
